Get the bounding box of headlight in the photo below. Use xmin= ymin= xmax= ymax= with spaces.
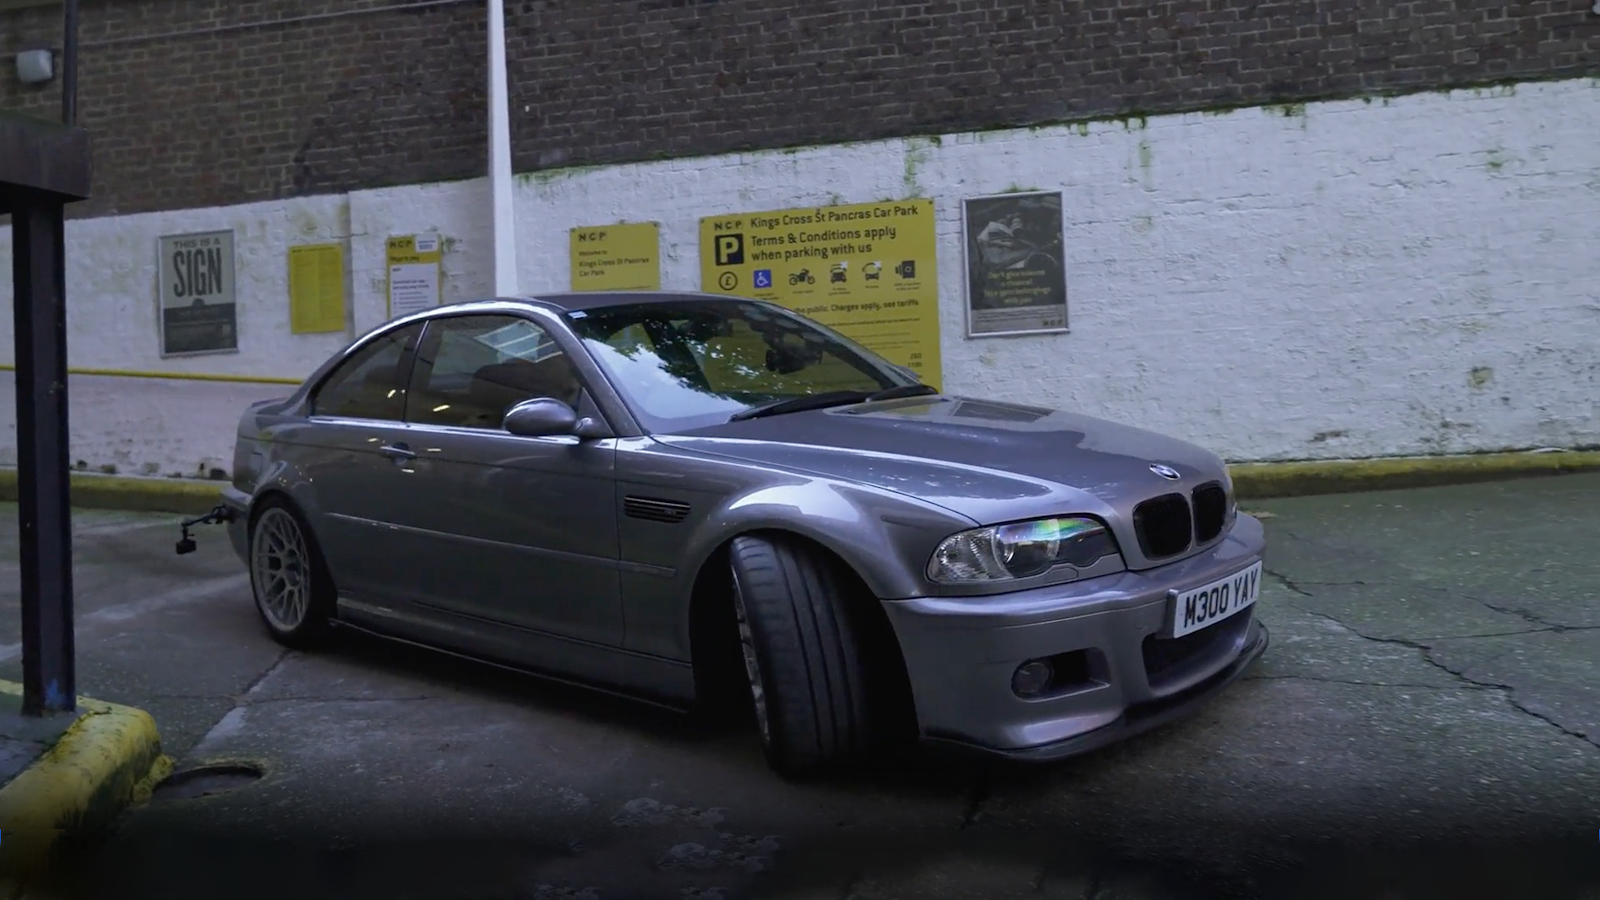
xmin=926 ymin=516 xmax=1120 ymax=584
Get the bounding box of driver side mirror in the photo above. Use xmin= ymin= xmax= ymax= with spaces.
xmin=503 ymin=398 xmax=606 ymax=439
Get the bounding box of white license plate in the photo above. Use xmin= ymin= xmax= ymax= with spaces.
xmin=1169 ymin=560 xmax=1263 ymax=639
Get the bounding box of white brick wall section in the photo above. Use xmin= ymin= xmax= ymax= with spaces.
xmin=0 ymin=79 xmax=1595 ymax=477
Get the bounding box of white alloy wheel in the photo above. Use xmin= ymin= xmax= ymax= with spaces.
xmin=251 ymin=506 xmax=314 ymax=633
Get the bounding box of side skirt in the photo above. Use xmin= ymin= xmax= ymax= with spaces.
xmin=332 ymin=595 xmax=699 ymax=713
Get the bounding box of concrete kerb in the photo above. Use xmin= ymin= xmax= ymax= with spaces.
xmin=1 ymin=449 xmax=1598 ymax=516
xmin=0 ymin=682 xmax=172 ymax=897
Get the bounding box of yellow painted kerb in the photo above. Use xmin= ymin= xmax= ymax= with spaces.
xmin=4 ymin=450 xmax=1600 ymax=517
xmin=0 ymin=363 xmax=302 ymax=386
xmin=0 ymin=470 xmax=224 ymax=516
xmin=1228 ymin=448 xmax=1600 ymax=499
xmin=0 ymin=681 xmax=165 ymax=885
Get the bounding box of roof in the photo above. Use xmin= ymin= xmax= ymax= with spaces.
xmin=376 ymin=291 xmax=765 ymax=335
xmin=514 ymin=290 xmax=753 ymax=313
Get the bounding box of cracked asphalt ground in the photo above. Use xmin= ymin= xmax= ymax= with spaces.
xmin=3 ymin=474 xmax=1599 ymax=900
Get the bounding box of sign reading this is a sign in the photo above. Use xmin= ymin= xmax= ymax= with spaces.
xmin=158 ymin=230 xmax=238 ymax=357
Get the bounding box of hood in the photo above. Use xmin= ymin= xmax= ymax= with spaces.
xmin=657 ymin=395 xmax=1231 ymax=526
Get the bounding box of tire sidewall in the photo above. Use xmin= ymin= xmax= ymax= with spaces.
xmin=728 ymin=561 xmax=778 ymax=753
xmin=727 ymin=534 xmax=875 ymax=777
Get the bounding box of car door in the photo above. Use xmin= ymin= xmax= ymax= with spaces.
xmin=393 ymin=312 xmax=625 ymax=648
xmin=296 ymin=321 xmax=427 ymax=605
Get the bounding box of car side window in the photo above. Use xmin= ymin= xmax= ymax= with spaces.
xmin=309 ymin=324 xmax=422 ymax=420
xmin=406 ymin=315 xmax=585 ymax=429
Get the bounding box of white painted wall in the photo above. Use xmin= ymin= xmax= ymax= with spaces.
xmin=1 ymin=78 xmax=1596 ymax=478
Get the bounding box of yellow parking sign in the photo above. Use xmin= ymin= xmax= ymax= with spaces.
xmin=698 ymin=199 xmax=941 ymax=389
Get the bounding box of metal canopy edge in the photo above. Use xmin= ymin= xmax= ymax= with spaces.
xmin=0 ymin=111 xmax=91 ymax=211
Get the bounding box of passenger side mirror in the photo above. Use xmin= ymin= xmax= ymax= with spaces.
xmin=503 ymin=398 xmax=580 ymax=437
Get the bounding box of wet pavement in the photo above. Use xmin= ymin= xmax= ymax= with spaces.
xmin=1 ymin=475 xmax=1598 ymax=899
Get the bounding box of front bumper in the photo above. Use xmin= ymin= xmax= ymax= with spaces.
xmin=880 ymin=513 xmax=1269 ymax=761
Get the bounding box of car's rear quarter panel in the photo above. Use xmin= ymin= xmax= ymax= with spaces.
xmin=226 ymin=395 xmax=348 ymax=565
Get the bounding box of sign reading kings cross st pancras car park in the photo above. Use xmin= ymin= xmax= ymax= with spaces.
xmin=698 ymin=199 xmax=942 ymax=390
xmin=569 ymin=222 xmax=661 ymax=291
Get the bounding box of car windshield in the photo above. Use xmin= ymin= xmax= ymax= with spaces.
xmin=566 ymin=298 xmax=919 ymax=433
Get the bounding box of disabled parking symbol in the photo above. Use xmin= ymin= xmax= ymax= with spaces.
xmin=754 ymin=269 xmax=773 ymax=289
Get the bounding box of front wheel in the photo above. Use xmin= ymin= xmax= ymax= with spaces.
xmin=248 ymin=498 xmax=337 ymax=649
xmin=728 ymin=534 xmax=892 ymax=778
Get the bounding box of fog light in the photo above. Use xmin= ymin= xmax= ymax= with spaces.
xmin=1012 ymin=660 xmax=1053 ymax=697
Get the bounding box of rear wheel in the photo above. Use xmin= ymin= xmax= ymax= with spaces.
xmin=727 ymin=533 xmax=890 ymax=777
xmin=248 ymin=497 xmax=336 ymax=649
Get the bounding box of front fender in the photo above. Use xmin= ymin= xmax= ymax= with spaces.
xmin=667 ymin=476 xmax=977 ymax=649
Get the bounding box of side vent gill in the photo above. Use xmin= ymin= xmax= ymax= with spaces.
xmin=624 ymin=496 xmax=691 ymax=524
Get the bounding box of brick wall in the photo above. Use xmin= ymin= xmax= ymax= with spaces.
xmin=3 ymin=0 xmax=1598 ymax=219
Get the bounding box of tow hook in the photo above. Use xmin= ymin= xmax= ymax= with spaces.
xmin=176 ymin=504 xmax=237 ymax=555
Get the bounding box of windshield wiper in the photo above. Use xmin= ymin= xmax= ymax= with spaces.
xmin=865 ymin=384 xmax=939 ymax=401
xmin=728 ymin=390 xmax=873 ymax=422
xmin=727 ymin=383 xmax=940 ymax=423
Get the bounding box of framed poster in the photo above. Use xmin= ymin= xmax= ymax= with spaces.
xmin=961 ymin=191 xmax=1069 ymax=337
xmin=288 ymin=242 xmax=347 ymax=334
xmin=158 ymin=230 xmax=239 ymax=357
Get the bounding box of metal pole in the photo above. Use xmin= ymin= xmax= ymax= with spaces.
xmin=487 ymin=0 xmax=517 ymax=296
xmin=13 ymin=198 xmax=77 ymax=717
xmin=62 ymin=0 xmax=78 ymax=125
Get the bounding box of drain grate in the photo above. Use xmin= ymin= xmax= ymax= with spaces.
xmin=151 ymin=763 xmax=264 ymax=802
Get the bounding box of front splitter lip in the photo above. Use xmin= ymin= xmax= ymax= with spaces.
xmin=922 ymin=620 xmax=1270 ymax=764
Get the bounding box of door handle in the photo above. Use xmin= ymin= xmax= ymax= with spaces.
xmin=380 ymin=442 xmax=416 ymax=461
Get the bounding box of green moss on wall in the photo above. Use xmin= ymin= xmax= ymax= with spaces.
xmin=492 ymin=73 xmax=1574 ymax=193
xmin=902 ymin=137 xmax=938 ymax=198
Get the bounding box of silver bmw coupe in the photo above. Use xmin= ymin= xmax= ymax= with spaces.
xmin=214 ymin=291 xmax=1268 ymax=777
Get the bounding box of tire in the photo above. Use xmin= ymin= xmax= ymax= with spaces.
xmin=727 ymin=533 xmax=884 ymax=777
xmin=247 ymin=496 xmax=337 ymax=649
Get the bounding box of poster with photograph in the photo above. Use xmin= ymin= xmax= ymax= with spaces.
xmin=962 ymin=191 xmax=1068 ymax=337
xmin=158 ymin=230 xmax=238 ymax=356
